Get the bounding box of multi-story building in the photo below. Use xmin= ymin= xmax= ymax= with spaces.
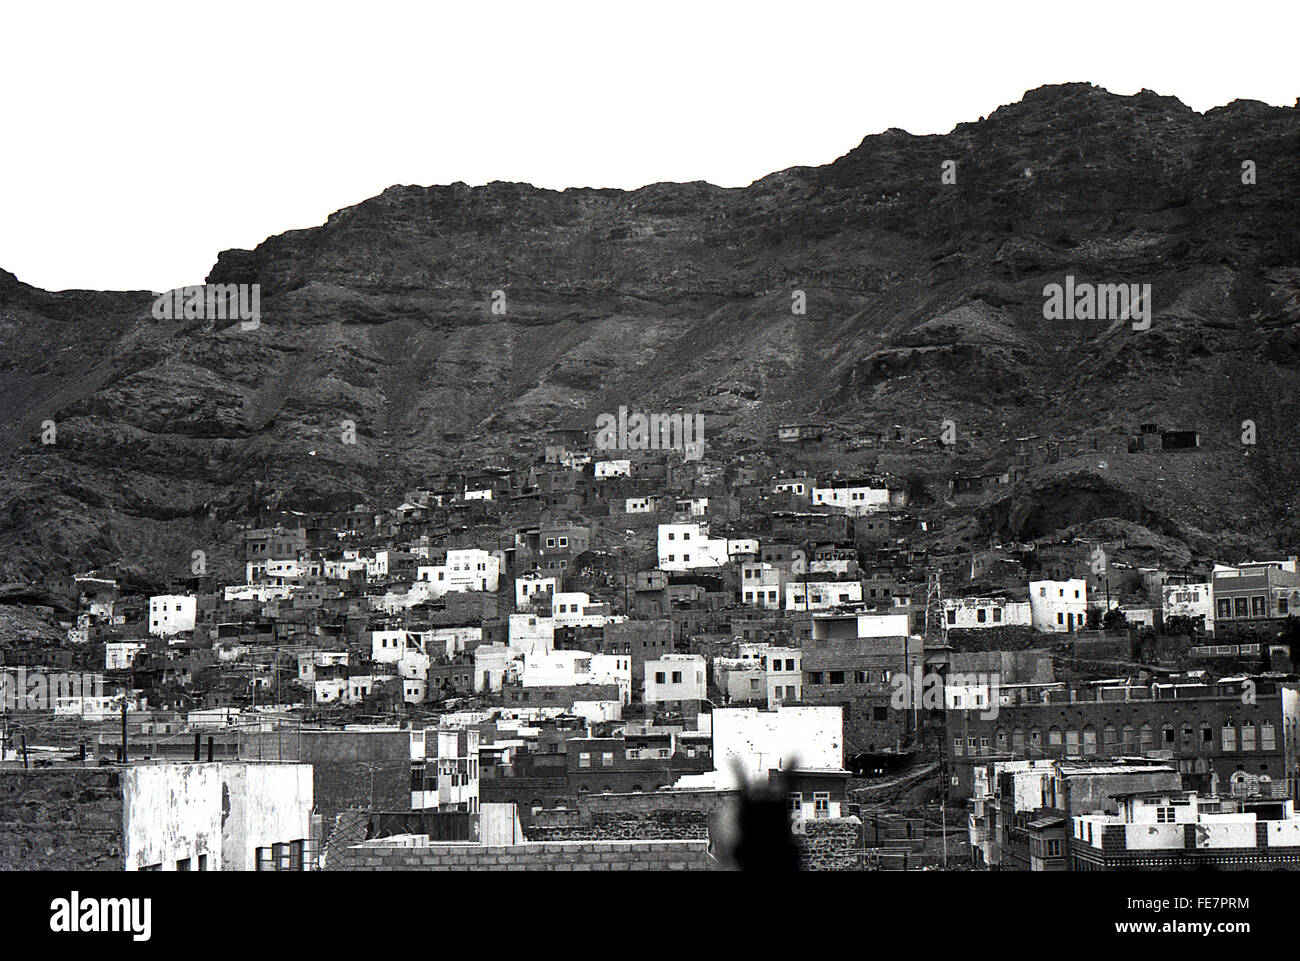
xmin=1028 ymin=579 xmax=1088 ymax=633
xmin=149 ymin=594 xmax=197 ymax=637
xmin=1072 ymin=788 xmax=1300 ymax=870
xmin=644 ymin=654 xmax=707 ymax=708
xmin=1212 ymin=566 xmax=1300 ymax=630
xmin=944 ymin=675 xmax=1300 ymax=800
xmin=801 ymin=611 xmax=922 ymax=755
xmin=740 ymin=562 xmax=786 ymax=609
xmin=657 ymin=523 xmax=729 ymax=571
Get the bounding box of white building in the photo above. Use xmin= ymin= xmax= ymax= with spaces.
xmin=149 ymin=595 xmax=196 ymax=638
xmin=106 ymin=640 xmax=148 ymax=671
xmin=521 ymin=650 xmax=632 ymax=704
xmin=416 ymin=548 xmax=501 ymax=596
xmin=727 ymin=538 xmax=759 ymax=559
xmin=812 ymin=480 xmax=890 ymax=515
xmin=763 ymin=647 xmax=802 ymax=706
xmin=645 ymin=654 xmax=707 ymax=704
xmin=624 ymin=496 xmax=659 ymax=514
xmin=703 ymin=705 xmax=847 ymax=816
xmin=741 ymin=563 xmax=785 ymax=609
xmin=507 ymin=613 xmax=554 ymax=655
xmin=1029 ymin=579 xmax=1088 ymax=632
xmin=122 ymin=761 xmax=313 ymax=871
xmin=594 ymin=459 xmax=632 ymax=479
xmin=786 ymin=579 xmax=863 ymax=612
xmin=657 ymin=523 xmax=729 ymax=571
xmin=515 ymin=573 xmax=556 ymax=609
xmin=943 ymin=597 xmax=1033 ymax=629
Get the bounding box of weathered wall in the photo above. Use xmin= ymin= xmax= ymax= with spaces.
xmin=0 ymin=768 xmax=124 ymax=870
xmin=219 ymin=762 xmax=314 ymax=871
xmin=241 ymin=729 xmax=410 ymax=826
xmin=333 ymin=839 xmax=717 ymax=871
xmin=122 ymin=762 xmax=223 ymax=871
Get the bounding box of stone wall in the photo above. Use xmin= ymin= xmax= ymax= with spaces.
xmin=333 ymin=839 xmax=717 ymax=871
xmin=799 ymin=816 xmax=863 ymax=871
xmin=526 ymin=789 xmax=735 ymax=841
xmin=0 ymin=768 xmax=124 ymax=870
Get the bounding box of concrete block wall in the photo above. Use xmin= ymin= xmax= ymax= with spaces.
xmin=0 ymin=769 xmax=124 ymax=870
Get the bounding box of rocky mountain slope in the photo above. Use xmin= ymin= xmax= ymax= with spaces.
xmin=1 ymin=83 xmax=1297 ymax=583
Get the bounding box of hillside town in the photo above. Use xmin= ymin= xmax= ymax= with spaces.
xmin=2 ymin=420 xmax=1297 ymax=872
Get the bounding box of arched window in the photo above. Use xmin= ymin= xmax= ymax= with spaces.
xmin=1065 ymin=727 xmax=1079 ymax=754
xmin=1012 ymin=728 xmax=1026 ymax=753
xmin=1103 ymin=725 xmax=1117 ymax=751
xmin=1029 ymin=729 xmax=1042 ymax=754
xmin=1047 ymin=727 xmax=1063 ymax=752
xmin=1139 ymin=723 xmax=1154 ymax=752
xmin=1083 ymin=725 xmax=1097 ymax=755
xmin=1121 ymin=724 xmax=1136 ymax=751
xmin=1180 ymin=724 xmax=1194 ymax=750
xmin=1221 ymin=723 xmax=1236 ymax=752
xmin=995 ymin=728 xmax=1008 ymax=751
xmin=1161 ymin=723 xmax=1175 ymax=747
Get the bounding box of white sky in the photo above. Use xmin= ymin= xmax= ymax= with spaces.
xmin=2 ymin=0 xmax=1295 ymax=293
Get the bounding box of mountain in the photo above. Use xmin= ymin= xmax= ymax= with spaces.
xmin=1 ymin=82 xmax=1298 ymax=584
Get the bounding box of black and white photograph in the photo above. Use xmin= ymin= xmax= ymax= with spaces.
xmin=0 ymin=0 xmax=1296 ymax=945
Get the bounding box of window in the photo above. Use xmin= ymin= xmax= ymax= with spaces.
xmin=1217 ymin=598 xmax=1232 ymax=619
xmin=829 ymin=671 xmax=845 ymax=684
xmin=1234 ymin=597 xmax=1249 ymax=618
xmin=601 ymin=752 xmax=614 ymax=767
xmin=1156 ymin=807 xmax=1176 ymax=823
xmin=1241 ymin=721 xmax=1256 ymax=752
xmin=671 ymin=671 xmax=682 ymax=683
xmin=813 ymin=792 xmax=830 ymax=816
xmin=177 ymin=858 xmax=191 ymax=871
xmin=1251 ymin=595 xmax=1266 ymax=617
xmin=197 ymin=854 xmax=208 ymax=871
xmin=1140 ymin=723 xmax=1154 ymax=752
xmin=654 ymin=672 xmax=666 ymax=684
xmin=1261 ymin=721 xmax=1276 ymax=751
xmin=1222 ymin=723 xmax=1236 ymax=752
xmin=578 ymin=752 xmax=591 ymax=768
xmin=1045 ymin=839 xmax=1061 ymax=858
